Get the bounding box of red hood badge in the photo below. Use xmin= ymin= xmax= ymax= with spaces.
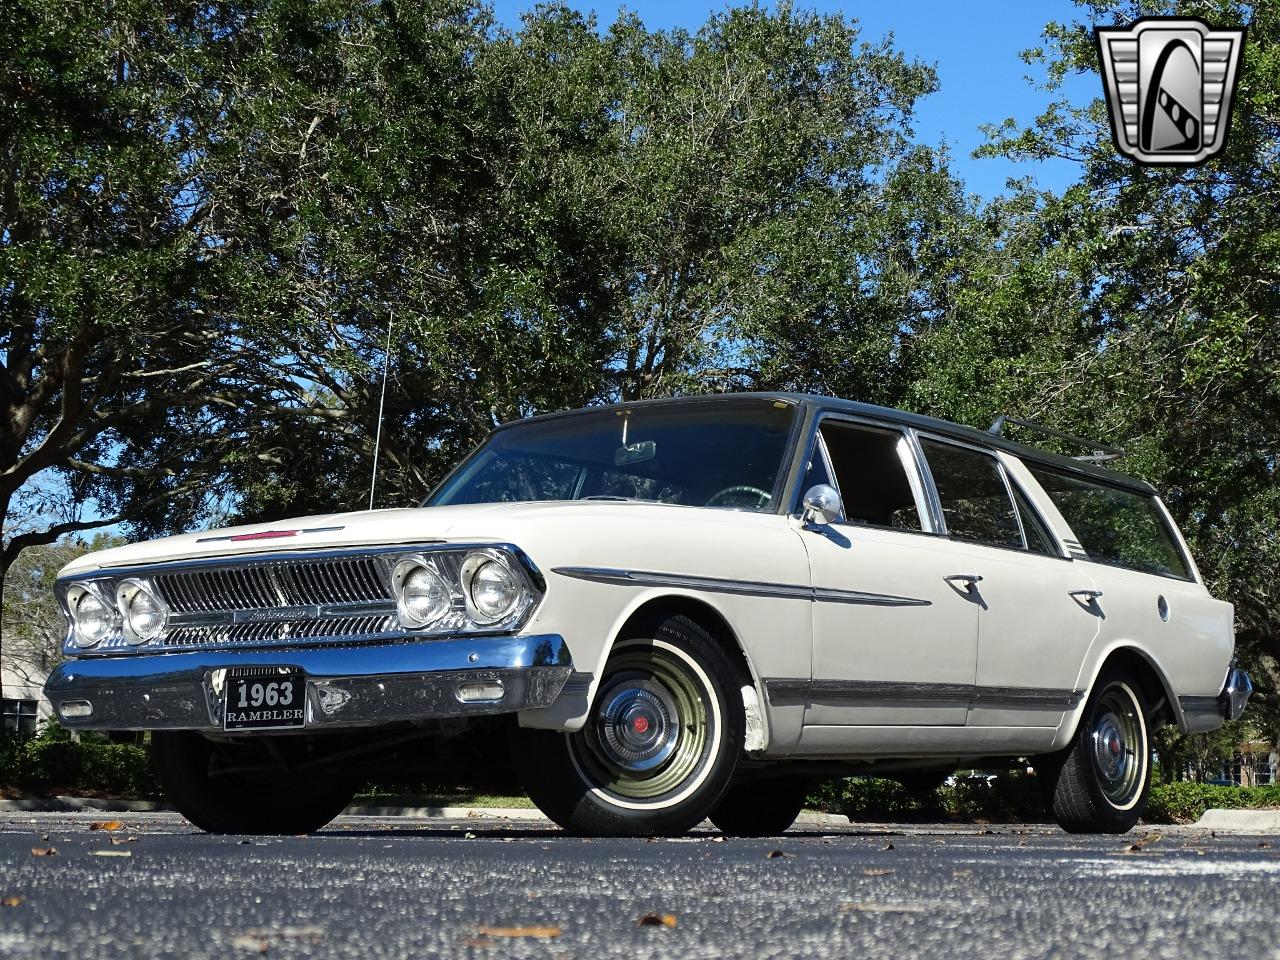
xmin=195 ymin=525 xmax=346 ymax=544
xmin=228 ymin=530 xmax=301 ymax=542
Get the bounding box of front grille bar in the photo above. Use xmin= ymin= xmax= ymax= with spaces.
xmin=155 ymin=555 xmax=391 ymax=615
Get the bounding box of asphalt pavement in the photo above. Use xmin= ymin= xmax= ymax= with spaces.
xmin=1 ymin=812 xmax=1277 ymax=959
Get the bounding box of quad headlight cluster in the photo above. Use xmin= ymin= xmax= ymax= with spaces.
xmin=58 ymin=544 xmax=540 ymax=655
xmin=64 ymin=578 xmax=169 ymax=649
xmin=390 ymin=548 xmax=533 ymax=631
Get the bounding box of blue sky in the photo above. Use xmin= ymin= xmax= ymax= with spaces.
xmin=491 ymin=0 xmax=1100 ymax=199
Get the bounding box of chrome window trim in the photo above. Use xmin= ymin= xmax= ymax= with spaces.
xmin=1003 ymin=473 xmax=1069 ymax=560
xmin=915 ymin=430 xmax=1061 ymax=554
xmin=904 ymin=427 xmax=947 ymax=533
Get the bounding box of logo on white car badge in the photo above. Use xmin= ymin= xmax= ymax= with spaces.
xmin=1096 ymin=17 xmax=1246 ymax=166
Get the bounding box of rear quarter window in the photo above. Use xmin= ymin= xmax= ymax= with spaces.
xmin=1025 ymin=466 xmax=1192 ymax=580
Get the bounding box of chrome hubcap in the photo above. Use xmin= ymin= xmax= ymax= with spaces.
xmin=568 ymin=642 xmax=717 ymax=805
xmin=1090 ymin=684 xmax=1144 ymax=807
xmin=595 ymin=680 xmax=680 ymax=773
xmin=1093 ymin=715 xmax=1128 ymax=783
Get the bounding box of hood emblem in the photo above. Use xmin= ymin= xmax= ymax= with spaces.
xmin=197 ymin=525 xmax=345 ymax=544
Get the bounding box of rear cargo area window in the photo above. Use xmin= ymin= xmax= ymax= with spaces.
xmin=1026 ymin=466 xmax=1191 ymax=579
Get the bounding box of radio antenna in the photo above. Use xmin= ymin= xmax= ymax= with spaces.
xmin=368 ymin=309 xmax=394 ymax=510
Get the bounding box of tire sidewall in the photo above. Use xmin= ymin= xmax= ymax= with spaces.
xmin=566 ymin=636 xmax=726 ymax=813
xmin=151 ymin=731 xmax=356 ymax=834
xmin=1084 ymin=678 xmax=1150 ymax=816
xmin=514 ymin=617 xmax=745 ymax=836
xmin=1052 ymin=670 xmax=1152 ymax=832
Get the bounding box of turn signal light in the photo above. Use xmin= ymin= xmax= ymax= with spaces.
xmin=456 ymin=681 xmax=505 ymax=703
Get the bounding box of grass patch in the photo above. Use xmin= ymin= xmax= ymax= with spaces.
xmin=1146 ymin=782 xmax=1280 ymax=823
xmin=0 ymin=724 xmax=160 ymax=800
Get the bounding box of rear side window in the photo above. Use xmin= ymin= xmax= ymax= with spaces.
xmin=1026 ymin=466 xmax=1191 ymax=579
xmin=921 ymin=440 xmax=1022 ymax=549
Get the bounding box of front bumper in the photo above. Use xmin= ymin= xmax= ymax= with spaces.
xmin=1180 ymin=667 xmax=1253 ymax=734
xmin=44 ymin=634 xmax=574 ymax=732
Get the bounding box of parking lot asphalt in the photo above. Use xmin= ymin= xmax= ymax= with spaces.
xmin=1 ymin=812 xmax=1277 ymax=959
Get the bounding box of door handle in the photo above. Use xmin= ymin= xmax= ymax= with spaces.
xmin=1069 ymin=589 xmax=1104 ymax=615
xmin=944 ymin=574 xmax=985 ymax=607
xmin=1069 ymin=589 xmax=1103 ymax=601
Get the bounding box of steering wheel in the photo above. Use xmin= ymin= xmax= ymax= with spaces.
xmin=705 ymin=485 xmax=773 ymax=509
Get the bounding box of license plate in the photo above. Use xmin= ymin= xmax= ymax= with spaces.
xmin=223 ymin=668 xmax=305 ymax=730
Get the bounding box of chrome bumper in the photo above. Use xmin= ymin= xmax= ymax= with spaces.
xmin=1180 ymin=668 xmax=1253 ymax=733
xmin=44 ymin=634 xmax=574 ymax=732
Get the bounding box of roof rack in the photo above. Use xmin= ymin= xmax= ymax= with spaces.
xmin=988 ymin=415 xmax=1125 ymax=463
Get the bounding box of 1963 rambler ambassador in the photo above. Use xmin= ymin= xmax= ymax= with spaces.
xmin=45 ymin=394 xmax=1250 ymax=836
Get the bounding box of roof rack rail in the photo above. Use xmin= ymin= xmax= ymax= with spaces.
xmin=988 ymin=415 xmax=1125 ymax=463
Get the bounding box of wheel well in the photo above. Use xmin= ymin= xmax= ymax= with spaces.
xmin=1094 ymin=648 xmax=1178 ymax=729
xmin=615 ymin=595 xmax=755 ymax=686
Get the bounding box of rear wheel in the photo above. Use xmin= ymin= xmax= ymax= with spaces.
xmin=709 ymin=777 xmax=810 ymax=836
xmin=1038 ymin=669 xmax=1152 ymax=834
xmin=511 ymin=615 xmax=744 ymax=836
xmin=151 ymin=731 xmax=357 ymax=835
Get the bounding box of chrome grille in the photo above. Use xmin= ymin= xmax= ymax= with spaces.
xmin=155 ymin=556 xmax=391 ymax=613
xmin=163 ymin=614 xmax=401 ymax=649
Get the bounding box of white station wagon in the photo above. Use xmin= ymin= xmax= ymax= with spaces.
xmin=46 ymin=394 xmax=1250 ymax=836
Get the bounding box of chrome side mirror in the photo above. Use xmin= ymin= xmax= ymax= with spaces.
xmin=801 ymin=484 xmax=842 ymax=526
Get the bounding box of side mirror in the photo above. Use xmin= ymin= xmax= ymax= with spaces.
xmin=801 ymin=484 xmax=842 ymax=526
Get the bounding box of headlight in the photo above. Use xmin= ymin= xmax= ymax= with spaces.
xmin=391 ymin=558 xmax=453 ymax=628
xmin=460 ymin=551 xmax=524 ymax=624
xmin=116 ymin=579 xmax=168 ymax=644
xmin=66 ymin=583 xmax=115 ymax=648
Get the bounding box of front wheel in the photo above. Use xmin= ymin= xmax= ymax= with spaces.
xmin=709 ymin=777 xmax=810 ymax=836
xmin=1037 ymin=670 xmax=1152 ymax=834
xmin=511 ymin=615 xmax=744 ymax=836
xmin=151 ymin=731 xmax=358 ymax=835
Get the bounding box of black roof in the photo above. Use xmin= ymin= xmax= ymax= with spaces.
xmin=501 ymin=392 xmax=1156 ymax=495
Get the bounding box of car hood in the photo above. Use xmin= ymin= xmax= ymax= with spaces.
xmin=56 ymin=500 xmax=734 ymax=577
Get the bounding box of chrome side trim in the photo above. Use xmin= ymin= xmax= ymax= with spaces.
xmin=763 ymin=679 xmax=1082 ymax=710
xmin=971 ymin=686 xmax=1085 ymax=709
xmin=44 ymin=633 xmax=574 ymax=732
xmin=552 ymin=567 xmax=932 ymax=608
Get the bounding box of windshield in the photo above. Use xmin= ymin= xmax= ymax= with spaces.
xmin=428 ymin=400 xmax=798 ymax=513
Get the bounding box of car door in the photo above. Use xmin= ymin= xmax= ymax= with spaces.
xmin=915 ymin=438 xmax=1103 ymax=742
xmin=794 ymin=417 xmax=981 ymax=730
